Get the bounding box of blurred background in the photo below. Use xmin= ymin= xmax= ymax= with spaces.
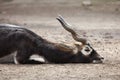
xmin=0 ymin=0 xmax=120 ymax=29
xmin=0 ymin=0 xmax=120 ymax=80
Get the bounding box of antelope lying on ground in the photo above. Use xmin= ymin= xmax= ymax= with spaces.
xmin=0 ymin=16 xmax=104 ymax=64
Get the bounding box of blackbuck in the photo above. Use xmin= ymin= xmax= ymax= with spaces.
xmin=0 ymin=16 xmax=103 ymax=64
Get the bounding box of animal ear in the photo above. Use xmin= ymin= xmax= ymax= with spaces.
xmin=56 ymin=44 xmax=73 ymax=52
xmin=74 ymin=42 xmax=83 ymax=50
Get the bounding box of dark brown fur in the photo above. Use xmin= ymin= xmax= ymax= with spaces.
xmin=0 ymin=24 xmax=103 ymax=64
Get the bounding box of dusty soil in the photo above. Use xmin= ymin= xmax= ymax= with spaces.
xmin=0 ymin=0 xmax=120 ymax=80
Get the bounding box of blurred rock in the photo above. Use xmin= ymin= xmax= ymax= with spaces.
xmin=82 ymin=0 xmax=92 ymax=6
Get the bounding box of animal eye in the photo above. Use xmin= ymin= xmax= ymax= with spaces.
xmin=85 ymin=47 xmax=90 ymax=52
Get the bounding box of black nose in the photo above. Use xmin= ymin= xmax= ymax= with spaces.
xmin=100 ymin=57 xmax=104 ymax=60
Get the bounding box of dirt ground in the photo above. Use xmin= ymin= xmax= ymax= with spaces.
xmin=0 ymin=0 xmax=120 ymax=80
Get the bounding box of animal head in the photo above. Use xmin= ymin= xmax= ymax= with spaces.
xmin=56 ymin=15 xmax=104 ymax=63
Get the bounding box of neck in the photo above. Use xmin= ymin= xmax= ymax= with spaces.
xmin=40 ymin=41 xmax=76 ymax=63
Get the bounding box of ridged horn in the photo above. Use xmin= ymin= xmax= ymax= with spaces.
xmin=56 ymin=15 xmax=87 ymax=45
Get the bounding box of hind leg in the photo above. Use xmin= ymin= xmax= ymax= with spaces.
xmin=14 ymin=50 xmax=45 ymax=64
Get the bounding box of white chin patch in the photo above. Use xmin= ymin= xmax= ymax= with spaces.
xmin=29 ymin=54 xmax=45 ymax=63
xmin=81 ymin=45 xmax=92 ymax=56
xmin=92 ymin=60 xmax=102 ymax=63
